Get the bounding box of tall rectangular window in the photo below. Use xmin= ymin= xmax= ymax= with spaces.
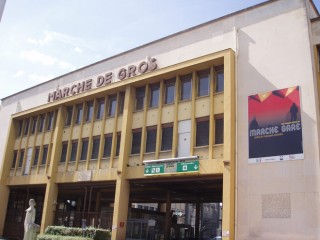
xmin=161 ymin=125 xmax=173 ymax=151
xmin=103 ymin=134 xmax=113 ymax=158
xmin=196 ymin=118 xmax=209 ymax=146
xmin=164 ymin=79 xmax=175 ymax=104
xmin=18 ymin=149 xmax=25 ymax=168
xmin=17 ymin=120 xmax=23 ymax=137
xmin=33 ymin=147 xmax=40 ymax=166
xmin=108 ymin=95 xmax=117 ymax=117
xmin=41 ymin=145 xmax=48 ymax=165
xmin=31 ymin=117 xmax=37 ymax=134
xmin=146 ymin=127 xmax=157 ymax=153
xmin=215 ymin=117 xmax=224 ymax=144
xmin=46 ymin=112 xmax=54 ymax=131
xmin=149 ymin=83 xmax=160 ymax=108
xmin=116 ymin=133 xmax=121 ymax=156
xmin=80 ymin=139 xmax=88 ymax=160
xmin=180 ymin=74 xmax=192 ymax=100
xmin=24 ymin=119 xmax=30 ymax=136
xmin=85 ymin=101 xmax=94 ymax=122
xmin=38 ymin=115 xmax=44 ymax=132
xmin=65 ymin=106 xmax=73 ymax=126
xmin=215 ymin=66 xmax=224 ymax=92
xmin=60 ymin=142 xmax=68 ymax=163
xmin=131 ymin=130 xmax=142 ymax=154
xmin=118 ymin=92 xmax=125 ymax=115
xmin=197 ymin=70 xmax=210 ymax=97
xmin=70 ymin=141 xmax=78 ymax=162
xmin=91 ymin=137 xmax=100 ymax=159
xmin=135 ymin=87 xmax=145 ymax=111
xmin=12 ymin=150 xmax=18 ymax=168
xmin=96 ymin=98 xmax=105 ymax=120
xmin=75 ymin=104 xmax=83 ymax=124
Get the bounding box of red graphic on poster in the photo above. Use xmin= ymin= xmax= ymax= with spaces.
xmin=248 ymin=86 xmax=304 ymax=163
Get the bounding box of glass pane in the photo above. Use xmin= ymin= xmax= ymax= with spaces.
xmin=165 ymin=81 xmax=175 ymax=104
xmin=96 ymin=99 xmax=105 ymax=120
xmin=161 ymin=127 xmax=173 ymax=151
xmin=215 ymin=118 xmax=224 ymax=144
xmin=31 ymin=117 xmax=37 ymax=134
xmin=75 ymin=105 xmax=83 ymax=124
xmin=60 ymin=143 xmax=68 ymax=163
xmin=135 ymin=87 xmax=145 ymax=111
xmin=131 ymin=131 xmax=141 ymax=154
xmin=108 ymin=95 xmax=117 ymax=117
xmin=103 ymin=135 xmax=112 ymax=158
xmin=198 ymin=72 xmax=209 ymax=96
xmin=18 ymin=150 xmax=24 ymax=167
xmin=24 ymin=119 xmax=30 ymax=135
xmin=181 ymin=76 xmax=192 ymax=100
xmin=65 ymin=106 xmax=73 ymax=126
xmin=116 ymin=134 xmax=121 ymax=156
xmin=41 ymin=146 xmax=48 ymax=165
xmin=149 ymin=83 xmax=160 ymax=108
xmin=91 ymin=138 xmax=100 ymax=159
xmin=196 ymin=121 xmax=209 ymax=146
xmin=33 ymin=148 xmax=39 ymax=166
xmin=70 ymin=142 xmax=78 ymax=162
xmin=146 ymin=129 xmax=157 ymax=152
xmin=86 ymin=101 xmax=94 ymax=122
xmin=80 ymin=140 xmax=88 ymax=160
xmin=216 ymin=69 xmax=224 ymax=92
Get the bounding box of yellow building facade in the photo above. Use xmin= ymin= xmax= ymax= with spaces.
xmin=0 ymin=50 xmax=235 ymax=240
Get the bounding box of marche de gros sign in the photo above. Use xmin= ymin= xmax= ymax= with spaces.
xmin=47 ymin=57 xmax=158 ymax=102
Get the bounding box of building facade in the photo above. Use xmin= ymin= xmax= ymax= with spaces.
xmin=0 ymin=0 xmax=320 ymax=239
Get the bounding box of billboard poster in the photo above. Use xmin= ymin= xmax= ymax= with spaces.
xmin=248 ymin=86 xmax=303 ymax=164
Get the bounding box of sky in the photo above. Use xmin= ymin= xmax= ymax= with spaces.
xmin=0 ymin=0 xmax=319 ymax=100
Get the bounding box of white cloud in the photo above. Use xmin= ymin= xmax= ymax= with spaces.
xmin=74 ymin=47 xmax=83 ymax=53
xmin=27 ymin=31 xmax=55 ymax=46
xmin=19 ymin=49 xmax=76 ymax=71
xmin=13 ymin=71 xmax=26 ymax=78
xmin=20 ymin=49 xmax=57 ymax=65
xmin=28 ymin=74 xmax=54 ymax=84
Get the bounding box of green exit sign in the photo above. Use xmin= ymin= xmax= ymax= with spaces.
xmin=144 ymin=160 xmax=199 ymax=176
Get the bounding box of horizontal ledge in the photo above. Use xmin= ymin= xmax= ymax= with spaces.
xmin=143 ymin=156 xmax=199 ymax=164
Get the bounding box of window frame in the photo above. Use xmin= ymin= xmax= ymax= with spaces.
xmin=161 ymin=124 xmax=173 ymax=151
xmin=146 ymin=126 xmax=157 ymax=153
xmin=180 ymin=74 xmax=192 ymax=101
xmin=131 ymin=129 xmax=142 ymax=155
xmin=164 ymin=79 xmax=175 ymax=105
xmin=196 ymin=117 xmax=210 ymax=147
xmin=149 ymin=83 xmax=160 ymax=108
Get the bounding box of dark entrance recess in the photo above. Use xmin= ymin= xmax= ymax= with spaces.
xmin=3 ymin=185 xmax=45 ymax=240
xmin=54 ymin=181 xmax=116 ymax=229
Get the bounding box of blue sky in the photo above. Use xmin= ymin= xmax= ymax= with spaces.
xmin=0 ymin=0 xmax=319 ymax=99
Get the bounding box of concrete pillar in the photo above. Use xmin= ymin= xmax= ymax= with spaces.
xmin=40 ymin=106 xmax=64 ymax=233
xmin=195 ymin=201 xmax=201 ymax=238
xmin=0 ymin=118 xmax=17 ymax=236
xmin=111 ymin=85 xmax=133 ymax=240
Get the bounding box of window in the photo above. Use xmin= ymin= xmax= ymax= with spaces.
xmin=24 ymin=119 xmax=30 ymax=136
xmin=180 ymin=74 xmax=192 ymax=100
xmin=85 ymin=101 xmax=94 ymax=122
xmin=215 ymin=117 xmax=224 ymax=144
xmin=197 ymin=70 xmax=210 ymax=97
xmin=215 ymin=66 xmax=224 ymax=92
xmin=80 ymin=139 xmax=88 ymax=160
xmin=116 ymin=133 xmax=121 ymax=156
xmin=118 ymin=92 xmax=125 ymax=115
xmin=149 ymin=83 xmax=160 ymax=108
xmin=108 ymin=95 xmax=117 ymax=117
xmin=75 ymin=104 xmax=83 ymax=124
xmin=17 ymin=120 xmax=23 ymax=137
xmin=38 ymin=115 xmax=44 ymax=132
xmin=146 ymin=127 xmax=157 ymax=153
xmin=161 ymin=125 xmax=173 ymax=151
xmin=135 ymin=87 xmax=145 ymax=111
xmin=164 ymin=79 xmax=175 ymax=104
xmin=12 ymin=150 xmax=18 ymax=168
xmin=91 ymin=137 xmax=100 ymax=159
xmin=196 ymin=118 xmax=209 ymax=146
xmin=70 ymin=141 xmax=78 ymax=162
xmin=96 ymin=98 xmax=105 ymax=120
xmin=31 ymin=117 xmax=37 ymax=134
xmin=131 ymin=129 xmax=142 ymax=154
xmin=18 ymin=149 xmax=25 ymax=168
xmin=33 ymin=148 xmax=40 ymax=166
xmin=103 ymin=134 xmax=113 ymax=158
xmin=46 ymin=112 xmax=54 ymax=131
xmin=60 ymin=142 xmax=68 ymax=163
xmin=65 ymin=106 xmax=73 ymax=126
xmin=41 ymin=145 xmax=48 ymax=165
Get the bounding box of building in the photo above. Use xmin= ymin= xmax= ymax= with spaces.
xmin=0 ymin=0 xmax=320 ymax=239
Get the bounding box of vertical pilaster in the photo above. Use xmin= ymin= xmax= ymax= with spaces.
xmin=40 ymin=106 xmax=64 ymax=233
xmin=111 ymin=85 xmax=133 ymax=240
xmin=222 ymin=50 xmax=235 ymax=240
xmin=0 ymin=118 xmax=16 ymax=236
